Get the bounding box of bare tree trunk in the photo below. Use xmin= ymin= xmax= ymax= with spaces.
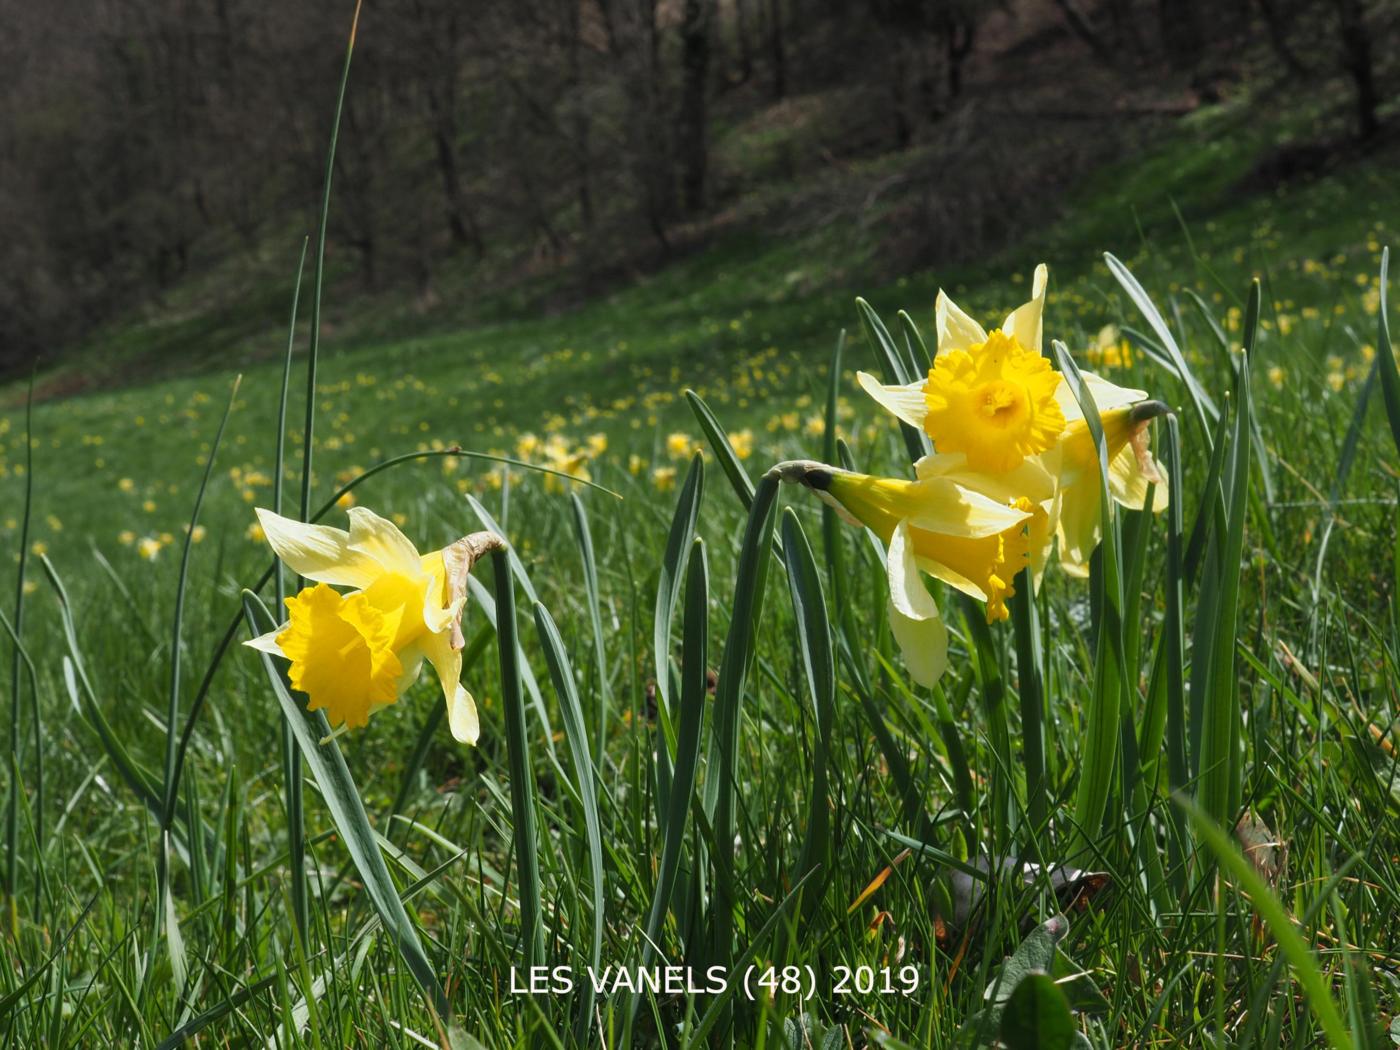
xmin=1049 ymin=0 xmax=1117 ymax=66
xmin=734 ymin=0 xmax=754 ymax=83
xmin=1254 ymin=0 xmax=1311 ymax=77
xmin=678 ymin=0 xmax=712 ymax=213
xmin=431 ymin=122 xmax=482 ymax=254
xmin=1334 ymin=0 xmax=1380 ymax=139
xmin=1158 ymin=0 xmax=1202 ymax=70
xmin=768 ymin=0 xmax=786 ymax=100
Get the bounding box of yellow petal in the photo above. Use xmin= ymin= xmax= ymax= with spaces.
xmin=886 ymin=520 xmax=938 ymax=621
xmin=915 ymin=451 xmax=1056 ymax=504
xmin=277 ymin=583 xmax=403 ymax=729
xmin=885 ymin=522 xmax=947 ymax=688
xmin=888 ymin=601 xmax=947 ymax=687
xmin=826 ymin=470 xmax=1030 ymax=540
xmin=346 ymin=506 xmax=424 ymax=577
xmin=1054 ymin=482 xmax=1101 ymax=578
xmin=856 ymin=370 xmax=928 ymax=429
xmin=1001 ymin=263 xmax=1048 ymax=352
xmin=244 ymin=626 xmax=285 ymax=656
xmin=935 ymin=289 xmax=987 ymax=353
xmin=447 ymin=686 xmax=479 ymax=744
xmin=1108 ymin=440 xmax=1169 ymax=513
xmin=421 ymin=630 xmax=478 ymax=745
xmin=255 ymin=508 xmax=383 ymax=588
xmin=1055 ymin=371 xmax=1147 ymax=422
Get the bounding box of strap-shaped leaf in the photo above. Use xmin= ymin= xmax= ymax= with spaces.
xmin=240 ymin=591 xmax=449 ymax=1022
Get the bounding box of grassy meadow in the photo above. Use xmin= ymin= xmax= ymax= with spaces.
xmin=3 ymin=82 xmax=1400 ymax=1049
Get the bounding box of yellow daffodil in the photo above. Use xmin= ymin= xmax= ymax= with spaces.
xmin=776 ymin=459 xmax=1043 ymax=687
xmin=244 ymin=506 xmax=502 ymax=744
xmin=857 ymin=265 xmax=1059 ymax=472
xmin=1043 ymin=398 xmax=1170 ymax=576
xmin=854 ymin=263 xmax=1170 ymax=573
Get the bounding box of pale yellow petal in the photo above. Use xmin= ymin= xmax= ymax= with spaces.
xmin=885 ymin=522 xmax=947 ymax=687
xmin=447 ymin=685 xmax=479 ymax=744
xmin=1001 ymin=263 xmax=1048 ymax=352
xmin=244 ymin=626 xmax=286 ymax=656
xmin=255 ymin=508 xmax=382 ymax=588
xmin=888 ymin=601 xmax=947 ymax=687
xmin=915 ymin=451 xmax=1055 ymax=504
xmin=421 ymin=631 xmax=478 ymax=745
xmin=346 ymin=507 xmax=424 ymax=577
xmin=920 ymin=558 xmax=988 ymax=602
xmin=935 ymin=289 xmax=987 ymax=353
xmin=828 ymin=471 xmax=1029 ymax=540
xmin=1055 ymin=481 xmax=1102 ymax=578
xmin=886 ymin=520 xmax=938 ymax=621
xmin=856 ymin=370 xmax=928 ymax=429
xmin=1055 ymin=371 xmax=1147 ymax=422
xmin=1108 ymin=442 xmax=1169 ymax=513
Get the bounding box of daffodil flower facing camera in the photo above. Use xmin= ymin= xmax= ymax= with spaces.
xmin=245 ymin=506 xmax=503 ymax=743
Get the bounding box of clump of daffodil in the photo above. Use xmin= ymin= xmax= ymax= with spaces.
xmin=856 ymin=263 xmax=1170 ymax=575
xmin=774 ymin=458 xmax=1049 ymax=687
xmin=244 ymin=506 xmax=503 ymax=744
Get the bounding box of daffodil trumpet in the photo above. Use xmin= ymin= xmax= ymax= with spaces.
xmin=774 ymin=459 xmax=1045 ymax=688
xmin=244 ymin=506 xmax=502 ymax=744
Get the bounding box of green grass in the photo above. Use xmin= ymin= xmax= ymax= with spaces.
xmin=2 ymin=90 xmax=1400 ymax=1048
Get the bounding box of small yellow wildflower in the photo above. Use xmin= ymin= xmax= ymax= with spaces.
xmin=666 ymin=432 xmax=694 ymax=459
xmin=730 ymin=429 xmax=754 ymax=460
xmin=246 ymin=522 xmax=266 ymax=543
xmin=628 ymin=454 xmax=645 ymax=476
xmin=653 ymin=466 xmax=678 ymax=492
xmin=337 ymin=491 xmax=357 ymax=508
xmin=137 ymin=537 xmax=161 ymax=560
xmin=1267 ymin=365 xmax=1286 ymax=389
xmin=119 ymin=530 xmax=136 ymax=545
xmin=118 ymin=477 xmax=136 ymax=493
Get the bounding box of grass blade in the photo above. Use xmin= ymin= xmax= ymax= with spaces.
xmin=240 ymin=591 xmax=449 ymax=1021
xmin=684 ymin=390 xmax=755 ymax=510
xmin=780 ymin=511 xmax=835 ymax=898
xmin=490 ymin=548 xmax=545 ymax=971
xmin=3 ymin=374 xmax=35 ymax=931
xmin=655 ymin=452 xmax=704 ymax=719
xmin=1373 ymin=247 xmax=1400 ymax=457
xmin=1053 ymin=340 xmax=1130 ymax=857
xmin=1179 ymin=795 xmax=1354 ymax=1050
xmin=624 ymin=537 xmax=708 ymax=1043
xmin=532 ymin=601 xmax=604 ymax=1044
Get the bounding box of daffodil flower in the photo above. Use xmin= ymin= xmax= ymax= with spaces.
xmin=857 ymin=264 xmax=1060 ymax=472
xmin=244 ymin=507 xmax=503 ymax=743
xmin=775 ymin=459 xmax=1044 ymax=687
xmin=1042 ymin=398 xmax=1170 ymax=577
xmin=854 ymin=263 xmax=1170 ymax=572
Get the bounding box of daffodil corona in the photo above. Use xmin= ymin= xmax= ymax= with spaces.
xmin=245 ymin=507 xmax=502 ymax=744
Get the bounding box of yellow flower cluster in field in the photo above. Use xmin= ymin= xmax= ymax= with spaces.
xmin=780 ymin=264 xmax=1170 ymax=688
